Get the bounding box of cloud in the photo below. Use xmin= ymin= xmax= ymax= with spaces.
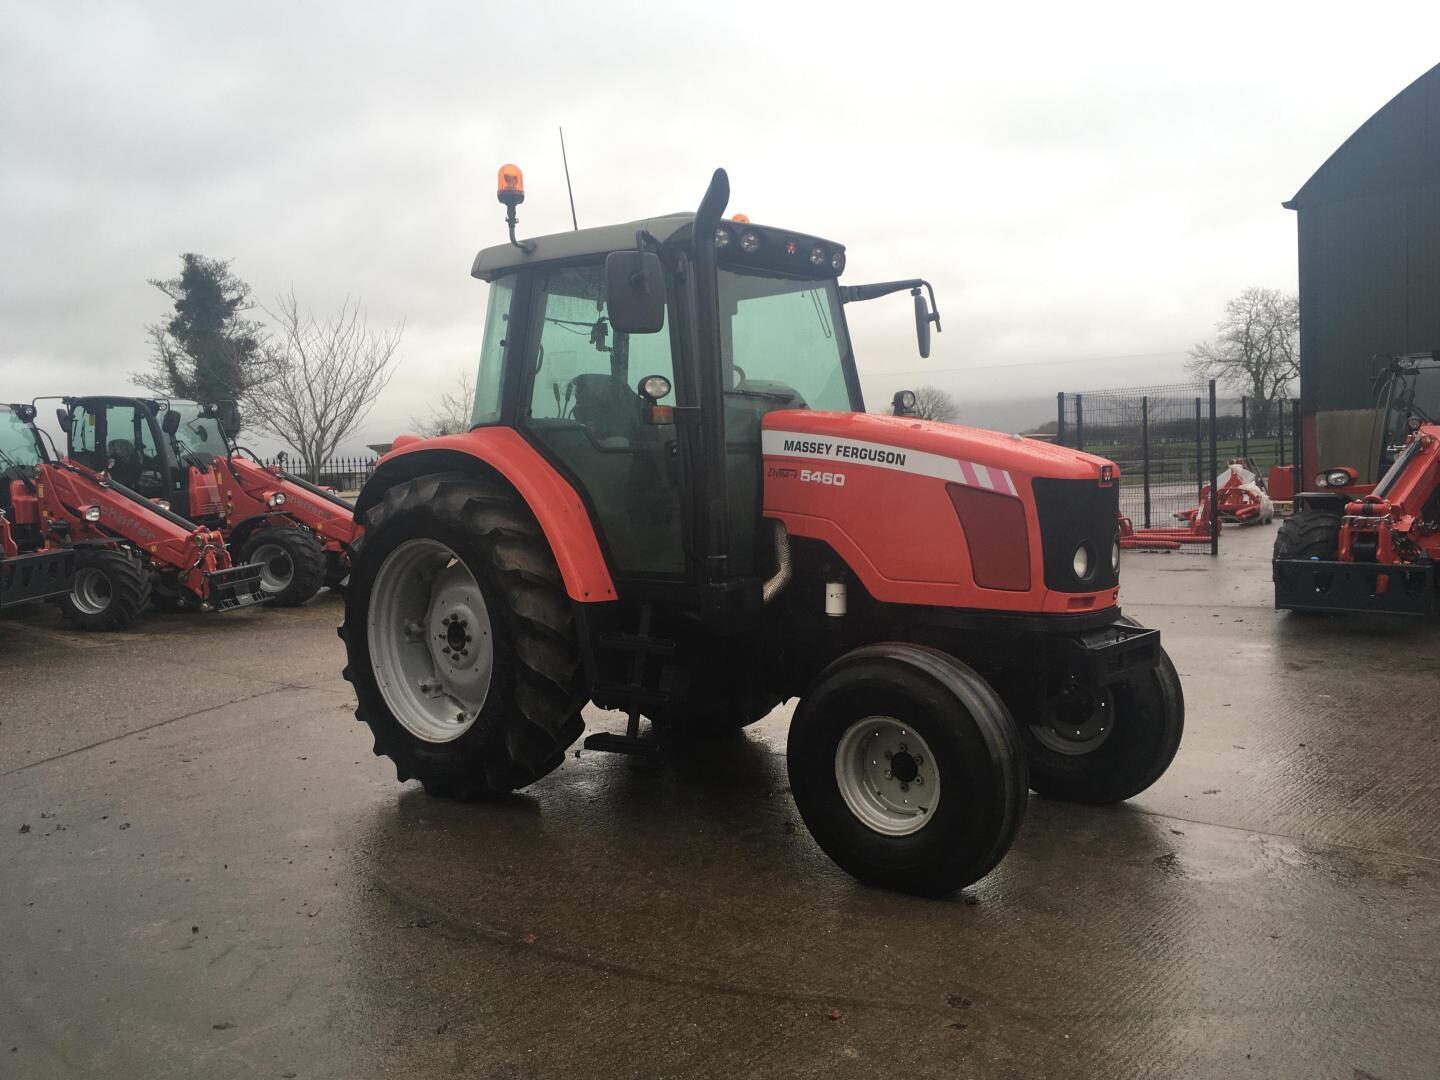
xmin=3 ymin=1 xmax=1438 ymax=452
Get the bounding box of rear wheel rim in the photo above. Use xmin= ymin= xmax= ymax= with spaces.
xmin=368 ymin=538 xmax=494 ymax=743
xmin=251 ymin=542 xmax=295 ymax=594
xmin=71 ymin=566 xmax=113 ymax=615
xmin=834 ymin=716 xmax=941 ymax=836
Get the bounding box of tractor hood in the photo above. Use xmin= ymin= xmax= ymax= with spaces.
xmin=760 ymin=410 xmax=1116 ymax=486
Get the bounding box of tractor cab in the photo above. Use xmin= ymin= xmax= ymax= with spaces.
xmin=461 ymin=177 xmax=935 ymax=599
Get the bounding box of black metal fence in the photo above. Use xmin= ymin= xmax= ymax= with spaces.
xmin=1056 ymin=381 xmax=1219 ymax=553
xmin=259 ymin=455 xmax=378 ymax=491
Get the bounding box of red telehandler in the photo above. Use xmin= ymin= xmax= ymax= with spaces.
xmin=1274 ymin=352 xmax=1440 ymax=614
xmin=56 ymin=396 xmax=360 ymax=606
xmin=4 ymin=402 xmax=266 ymax=629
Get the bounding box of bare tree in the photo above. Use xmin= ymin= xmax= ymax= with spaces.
xmin=410 ymin=372 xmax=475 ymax=437
xmin=247 ymin=292 xmax=401 ymax=480
xmin=1188 ymin=287 xmax=1298 ymax=434
xmin=911 ymin=385 xmax=960 ymax=423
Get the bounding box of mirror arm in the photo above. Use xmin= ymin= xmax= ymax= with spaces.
xmin=841 ymin=279 xmax=942 ymax=332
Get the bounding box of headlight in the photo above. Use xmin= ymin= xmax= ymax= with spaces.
xmin=830 ymin=250 xmax=846 ymax=274
xmin=154 ymin=499 xmax=171 ymax=511
xmin=809 ymin=244 xmax=826 ymax=266
xmin=1324 ymin=469 xmax=1351 ymax=487
xmin=1072 ymin=543 xmax=1094 ymax=582
xmin=713 ymin=226 xmax=732 ymax=249
xmin=267 ymin=492 xmax=287 ymax=508
xmin=1111 ymin=537 xmax=1121 ymax=573
xmin=640 ymin=374 xmax=672 ymax=401
xmin=739 ymin=231 xmax=761 ymax=254
xmin=83 ymin=506 xmax=101 ymax=523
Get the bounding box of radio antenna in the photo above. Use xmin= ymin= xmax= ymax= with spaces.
xmin=559 ymin=126 xmax=578 ymax=231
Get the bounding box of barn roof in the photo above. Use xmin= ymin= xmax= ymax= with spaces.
xmin=1284 ymin=62 xmax=1440 ymax=210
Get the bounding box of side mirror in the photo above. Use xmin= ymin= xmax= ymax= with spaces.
xmin=56 ymin=407 xmax=71 ymax=432
xmin=605 ymin=251 xmax=666 ymax=334
xmin=913 ymin=289 xmax=933 ymax=359
xmin=161 ymin=410 xmax=181 ymax=436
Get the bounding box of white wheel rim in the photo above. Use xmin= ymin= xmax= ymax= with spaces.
xmin=367 ymin=538 xmax=494 ymax=743
xmin=72 ymin=567 xmax=113 ymax=615
xmin=834 ymin=717 xmax=941 ymax=836
xmin=251 ymin=542 xmax=294 ymax=594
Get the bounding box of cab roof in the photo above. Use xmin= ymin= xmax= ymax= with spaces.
xmin=471 ymin=213 xmax=694 ymax=281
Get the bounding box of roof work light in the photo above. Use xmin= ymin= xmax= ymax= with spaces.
xmin=497 ymin=164 xmax=525 ymax=207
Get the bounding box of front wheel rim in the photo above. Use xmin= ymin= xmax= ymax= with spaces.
xmin=834 ymin=717 xmax=941 ymax=836
xmin=72 ymin=567 xmax=114 ymax=615
xmin=251 ymin=542 xmax=295 ymax=594
xmin=1031 ymin=686 xmax=1115 ymax=755
xmin=367 ymin=538 xmax=494 ymax=743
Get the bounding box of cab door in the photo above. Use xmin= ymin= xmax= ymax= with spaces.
xmin=518 ymin=262 xmax=687 ymax=579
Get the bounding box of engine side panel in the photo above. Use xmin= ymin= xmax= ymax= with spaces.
xmin=760 ymin=411 xmax=1119 ymax=614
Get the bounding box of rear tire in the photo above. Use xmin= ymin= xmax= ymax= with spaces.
xmin=341 ymin=473 xmax=586 ymax=797
xmin=61 ymin=547 xmax=150 ymax=631
xmin=240 ymin=526 xmax=325 ymax=607
xmin=1022 ymin=645 xmax=1184 ymax=805
xmin=1274 ymin=510 xmax=1341 ymax=561
xmin=786 ymin=644 xmax=1028 ymax=896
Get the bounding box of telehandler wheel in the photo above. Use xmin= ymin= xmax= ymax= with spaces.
xmin=1273 ymin=510 xmax=1341 ymax=562
xmin=1023 ymin=643 xmax=1184 ymax=805
xmin=240 ymin=526 xmax=326 ymax=607
xmin=60 ymin=547 xmax=150 ymax=632
xmin=787 ymin=644 xmax=1028 ymax=896
xmin=341 ymin=473 xmax=586 ymax=798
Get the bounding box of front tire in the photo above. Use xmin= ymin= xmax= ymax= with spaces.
xmin=341 ymin=473 xmax=586 ymax=797
xmin=240 ymin=526 xmax=326 ymax=607
xmin=787 ymin=644 xmax=1028 ymax=896
xmin=61 ymin=547 xmax=150 ymax=631
xmin=1022 ymin=646 xmax=1184 ymax=805
xmin=1273 ymin=510 xmax=1341 ymax=561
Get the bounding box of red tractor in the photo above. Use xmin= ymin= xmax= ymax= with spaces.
xmin=338 ymin=167 xmax=1184 ymax=895
xmin=3 ymin=402 xmax=266 ymax=629
xmin=56 ymin=396 xmax=360 ymax=606
xmin=1274 ymin=352 xmax=1440 ymax=614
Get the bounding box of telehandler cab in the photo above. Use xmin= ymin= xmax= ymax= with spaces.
xmin=3 ymin=402 xmax=266 ymax=629
xmin=3 ymin=407 xmax=74 ymax=614
xmin=339 ymin=166 xmax=1184 ymax=894
xmin=57 ymin=396 xmax=359 ymax=606
xmin=1274 ymin=351 xmax=1440 ymax=615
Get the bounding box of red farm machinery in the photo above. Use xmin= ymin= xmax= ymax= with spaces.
xmin=334 ymin=165 xmax=1185 ymax=896
xmin=56 ymin=396 xmax=360 ymax=606
xmin=2 ymin=402 xmax=265 ymax=630
xmin=1274 ymin=352 xmax=1440 ymax=615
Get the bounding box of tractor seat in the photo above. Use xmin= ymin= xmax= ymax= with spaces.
xmin=569 ymin=374 xmax=643 ymax=444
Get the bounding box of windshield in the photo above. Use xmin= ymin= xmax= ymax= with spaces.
xmin=161 ymin=403 xmax=228 ymax=464
xmin=717 ymin=269 xmax=857 ymax=411
xmin=0 ymin=406 xmax=43 ymax=474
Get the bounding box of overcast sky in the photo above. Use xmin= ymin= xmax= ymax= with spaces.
xmin=2 ymin=2 xmax=1438 ymax=454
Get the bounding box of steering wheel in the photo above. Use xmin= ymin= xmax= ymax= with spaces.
xmin=729 ymin=364 xmax=747 ymax=389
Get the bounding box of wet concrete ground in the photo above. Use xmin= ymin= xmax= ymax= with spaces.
xmin=2 ymin=524 xmax=1438 ymax=1079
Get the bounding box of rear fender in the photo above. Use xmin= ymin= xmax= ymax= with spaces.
xmin=357 ymin=429 xmax=617 ymax=603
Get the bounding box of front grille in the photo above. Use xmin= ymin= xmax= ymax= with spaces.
xmin=1031 ymin=478 xmax=1119 ymax=593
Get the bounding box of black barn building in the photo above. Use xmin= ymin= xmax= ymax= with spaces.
xmin=1285 ymin=62 xmax=1440 ymax=478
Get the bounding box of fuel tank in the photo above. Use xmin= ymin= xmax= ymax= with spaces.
xmin=761 ymin=411 xmax=1122 ymax=615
